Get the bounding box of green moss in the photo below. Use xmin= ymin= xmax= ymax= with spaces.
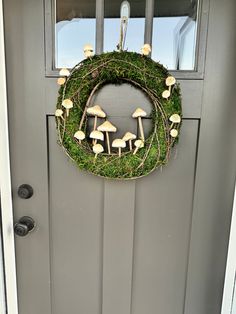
xmin=56 ymin=51 xmax=182 ymax=179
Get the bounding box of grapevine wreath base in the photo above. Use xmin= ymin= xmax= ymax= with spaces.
xmin=55 ymin=51 xmax=182 ymax=179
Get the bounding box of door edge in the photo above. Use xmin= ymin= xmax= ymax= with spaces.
xmin=221 ymin=182 xmax=236 ymax=314
xmin=0 ymin=1 xmax=18 ymax=313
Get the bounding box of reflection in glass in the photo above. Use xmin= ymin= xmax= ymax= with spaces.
xmin=152 ymin=0 xmax=198 ymax=70
xmin=55 ymin=0 xmax=96 ymax=69
xmin=54 ymin=0 xmax=198 ymax=71
xmin=104 ymin=0 xmax=145 ymax=53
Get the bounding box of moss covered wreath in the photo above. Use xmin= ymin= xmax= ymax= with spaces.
xmin=55 ymin=50 xmax=182 ymax=179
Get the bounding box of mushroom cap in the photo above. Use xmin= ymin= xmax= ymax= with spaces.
xmin=84 ymin=50 xmax=94 ymax=58
xmin=141 ymin=44 xmax=151 ymax=53
xmin=170 ymin=129 xmax=179 ymax=138
xmin=57 ymin=77 xmax=66 ymax=85
xmin=166 ymin=76 xmax=176 ymax=86
xmin=141 ymin=44 xmax=151 ymax=56
xmin=112 ymin=139 xmax=126 ymax=148
xmin=97 ymin=121 xmax=117 ymax=132
xmin=87 ymin=105 xmax=106 ymax=118
xmin=162 ymin=90 xmax=171 ymax=99
xmin=143 ymin=43 xmax=151 ymax=50
xmin=62 ymin=99 xmax=73 ymax=109
xmin=122 ymin=132 xmax=137 ymax=141
xmin=59 ymin=68 xmax=70 ymax=77
xmin=93 ymin=143 xmax=104 ymax=154
xmin=84 ymin=44 xmax=93 ymax=52
xmin=169 ymin=114 xmax=181 ymax=123
xmin=132 ymin=108 xmax=147 ymax=118
xmin=90 ymin=130 xmax=104 ymax=141
xmin=74 ymin=130 xmax=85 ymax=140
xmin=55 ymin=109 xmax=63 ymax=117
xmin=134 ymin=139 xmax=144 ymax=148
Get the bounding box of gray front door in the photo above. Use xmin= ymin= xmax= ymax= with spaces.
xmin=3 ymin=0 xmax=236 ymax=313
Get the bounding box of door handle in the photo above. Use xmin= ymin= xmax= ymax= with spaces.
xmin=14 ymin=216 xmax=35 ymax=237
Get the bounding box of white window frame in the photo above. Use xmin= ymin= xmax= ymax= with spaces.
xmin=0 ymin=0 xmax=18 ymax=313
xmin=221 ymin=182 xmax=236 ymax=314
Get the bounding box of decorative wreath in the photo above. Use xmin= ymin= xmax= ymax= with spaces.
xmin=55 ymin=47 xmax=182 ymax=179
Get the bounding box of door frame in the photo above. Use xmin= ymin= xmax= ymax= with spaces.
xmin=0 ymin=0 xmax=18 ymax=313
xmin=221 ymin=182 xmax=236 ymax=314
xmin=0 ymin=0 xmax=236 ymax=314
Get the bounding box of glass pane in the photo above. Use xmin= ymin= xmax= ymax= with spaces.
xmin=104 ymin=0 xmax=145 ymax=53
xmin=152 ymin=0 xmax=198 ymax=70
xmin=55 ymin=0 xmax=96 ymax=69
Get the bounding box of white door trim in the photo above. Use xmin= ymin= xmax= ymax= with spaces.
xmin=221 ymin=182 xmax=236 ymax=314
xmin=0 ymin=0 xmax=18 ymax=313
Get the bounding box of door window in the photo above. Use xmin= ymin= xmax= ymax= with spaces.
xmin=55 ymin=0 xmax=96 ymax=68
xmin=52 ymin=0 xmax=199 ymax=72
xmin=151 ymin=0 xmax=198 ymax=70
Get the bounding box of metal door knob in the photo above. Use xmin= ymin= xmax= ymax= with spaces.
xmin=14 ymin=216 xmax=35 ymax=237
xmin=17 ymin=184 xmax=34 ymax=199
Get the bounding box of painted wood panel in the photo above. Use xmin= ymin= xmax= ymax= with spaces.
xmin=132 ymin=120 xmax=198 ymax=314
xmin=47 ymin=118 xmax=198 ymax=314
xmin=48 ymin=118 xmax=104 ymax=314
xmin=102 ymin=180 xmax=135 ymax=314
xmin=45 ymin=79 xmax=203 ymax=119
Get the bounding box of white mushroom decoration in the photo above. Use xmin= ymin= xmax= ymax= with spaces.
xmin=57 ymin=77 xmax=66 ymax=86
xmin=112 ymin=139 xmax=126 ymax=157
xmin=62 ymin=99 xmax=73 ymax=117
xmin=84 ymin=44 xmax=94 ymax=58
xmin=141 ymin=44 xmax=151 ymax=56
xmin=165 ymin=76 xmax=176 ymax=93
xmin=59 ymin=68 xmax=70 ymax=77
xmin=74 ymin=130 xmax=85 ymax=144
xmin=133 ymin=139 xmax=144 ymax=155
xmin=170 ymin=129 xmax=178 ymax=138
xmin=55 ymin=109 xmax=64 ymax=120
xmin=93 ymin=143 xmax=104 ymax=159
xmin=169 ymin=114 xmax=181 ymax=129
xmin=132 ymin=108 xmax=147 ymax=141
xmin=97 ymin=121 xmax=117 ymax=155
xmin=122 ymin=132 xmax=136 ymax=151
xmin=87 ymin=105 xmax=106 ymax=131
xmin=162 ymin=90 xmax=170 ymax=99
xmin=90 ymin=130 xmax=104 ymax=145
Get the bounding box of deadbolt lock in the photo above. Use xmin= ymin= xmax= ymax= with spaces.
xmin=17 ymin=184 xmax=34 ymax=199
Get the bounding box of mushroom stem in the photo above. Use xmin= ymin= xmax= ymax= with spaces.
xmin=168 ymin=85 xmax=171 ymax=93
xmin=138 ymin=117 xmax=145 ymax=141
xmin=106 ymin=132 xmax=111 ymax=154
xmin=170 ymin=122 xmax=174 ymax=129
xmin=118 ymin=147 xmax=121 ymax=157
xmin=92 ymin=116 xmax=98 ymax=145
xmin=93 ymin=153 xmax=98 ymax=164
xmin=129 ymin=140 xmax=132 ymax=151
xmin=133 ymin=147 xmax=139 ymax=155
xmin=66 ymin=108 xmax=69 ymax=117
xmin=93 ymin=116 xmax=98 ymax=130
xmin=56 ymin=115 xmax=65 ymax=122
